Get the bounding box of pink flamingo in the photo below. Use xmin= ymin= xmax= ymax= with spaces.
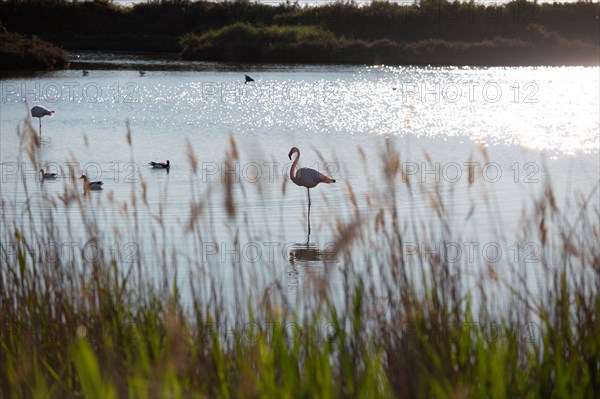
xmin=288 ymin=146 xmax=336 ymax=235
xmin=31 ymin=105 xmax=54 ymax=136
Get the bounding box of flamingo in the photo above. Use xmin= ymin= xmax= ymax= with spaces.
xmin=149 ymin=160 xmax=170 ymax=169
xmin=245 ymin=74 xmax=254 ymax=84
xmin=39 ymin=169 xmax=58 ymax=179
xmin=31 ymin=105 xmax=54 ymax=136
xmin=79 ymin=175 xmax=103 ymax=191
xmin=288 ymin=146 xmax=336 ymax=236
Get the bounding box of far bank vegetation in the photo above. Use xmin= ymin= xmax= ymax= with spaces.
xmin=0 ymin=0 xmax=598 ymax=66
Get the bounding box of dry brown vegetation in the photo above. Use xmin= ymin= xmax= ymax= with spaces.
xmin=1 ymin=119 xmax=599 ymax=397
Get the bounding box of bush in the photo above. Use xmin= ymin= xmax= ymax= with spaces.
xmin=180 ymin=21 xmax=598 ymax=66
xmin=0 ymin=24 xmax=69 ymax=70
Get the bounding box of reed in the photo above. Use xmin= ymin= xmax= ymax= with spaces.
xmin=1 ymin=120 xmax=598 ymax=397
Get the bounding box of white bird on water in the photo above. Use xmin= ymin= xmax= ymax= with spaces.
xmin=288 ymin=146 xmax=336 ymax=236
xmin=80 ymin=175 xmax=103 ymax=191
xmin=31 ymin=105 xmax=54 ymax=136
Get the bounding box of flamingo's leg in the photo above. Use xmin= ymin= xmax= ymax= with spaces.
xmin=307 ymin=188 xmax=311 ymax=236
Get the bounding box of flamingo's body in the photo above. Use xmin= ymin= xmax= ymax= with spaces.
xmin=31 ymin=105 xmax=54 ymax=118
xmin=31 ymin=105 xmax=54 ymax=136
xmin=149 ymin=160 xmax=170 ymax=169
xmin=40 ymin=169 xmax=57 ymax=179
xmin=289 ymin=147 xmax=335 ymax=188
xmin=291 ymin=166 xmax=335 ymax=188
xmin=80 ymin=175 xmax=103 ymax=191
xmin=288 ymin=147 xmax=336 ymax=236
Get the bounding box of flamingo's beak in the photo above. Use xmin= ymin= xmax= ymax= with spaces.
xmin=288 ymin=150 xmax=293 ymax=160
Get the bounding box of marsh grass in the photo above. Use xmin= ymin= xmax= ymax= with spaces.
xmin=1 ymin=119 xmax=599 ymax=397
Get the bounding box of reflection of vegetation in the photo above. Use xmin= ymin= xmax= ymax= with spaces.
xmin=1 ymin=120 xmax=599 ymax=397
xmin=0 ymin=0 xmax=598 ymax=65
xmin=0 ymin=23 xmax=68 ymax=69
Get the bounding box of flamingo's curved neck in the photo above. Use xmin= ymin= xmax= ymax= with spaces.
xmin=290 ymin=150 xmax=300 ymax=182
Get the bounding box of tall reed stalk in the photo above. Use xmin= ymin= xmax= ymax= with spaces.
xmin=1 ymin=120 xmax=598 ymax=397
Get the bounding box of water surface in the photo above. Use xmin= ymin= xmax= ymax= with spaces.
xmin=1 ymin=55 xmax=598 ymax=310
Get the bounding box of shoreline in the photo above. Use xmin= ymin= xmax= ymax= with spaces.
xmin=1 ymin=0 xmax=598 ymax=70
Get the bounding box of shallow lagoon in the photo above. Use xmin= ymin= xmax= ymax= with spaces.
xmin=1 ymin=56 xmax=598 ymax=310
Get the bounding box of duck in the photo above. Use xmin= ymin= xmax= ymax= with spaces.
xmin=149 ymin=160 xmax=170 ymax=169
xmin=79 ymin=175 xmax=103 ymax=190
xmin=40 ymin=169 xmax=58 ymax=179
